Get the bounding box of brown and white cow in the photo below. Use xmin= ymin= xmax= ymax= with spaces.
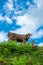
xmin=8 ymin=32 xmax=32 ymax=43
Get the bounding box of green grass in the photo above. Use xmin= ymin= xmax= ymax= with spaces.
xmin=0 ymin=40 xmax=43 ymax=65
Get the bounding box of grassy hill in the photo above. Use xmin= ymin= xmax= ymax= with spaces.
xmin=0 ymin=40 xmax=43 ymax=65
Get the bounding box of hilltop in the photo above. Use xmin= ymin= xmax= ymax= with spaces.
xmin=0 ymin=41 xmax=43 ymax=65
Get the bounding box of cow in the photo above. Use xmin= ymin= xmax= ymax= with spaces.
xmin=8 ymin=32 xmax=32 ymax=43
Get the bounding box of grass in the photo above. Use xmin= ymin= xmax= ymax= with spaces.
xmin=0 ymin=40 xmax=43 ymax=65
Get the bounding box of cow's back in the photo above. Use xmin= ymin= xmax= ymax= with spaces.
xmin=14 ymin=33 xmax=26 ymax=40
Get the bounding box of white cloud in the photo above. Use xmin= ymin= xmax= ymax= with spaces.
xmin=4 ymin=0 xmax=14 ymax=11
xmin=31 ymin=30 xmax=43 ymax=39
xmin=5 ymin=16 xmax=12 ymax=24
xmin=0 ymin=14 xmax=4 ymax=21
xmin=12 ymin=14 xmax=39 ymax=34
xmin=12 ymin=12 xmax=40 ymax=34
xmin=0 ymin=31 xmax=8 ymax=42
xmin=1 ymin=0 xmax=42 ymax=35
xmin=0 ymin=0 xmax=43 ymax=41
xmin=3 ymin=0 xmax=14 ymax=17
xmin=26 ymin=1 xmax=30 ymax=5
xmin=0 ymin=15 xmax=12 ymax=24
xmin=34 ymin=0 xmax=43 ymax=9
xmin=11 ymin=0 xmax=43 ymax=35
xmin=38 ymin=43 xmax=43 ymax=46
xmin=0 ymin=0 xmax=14 ymax=24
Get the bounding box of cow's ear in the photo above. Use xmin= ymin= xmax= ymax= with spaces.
xmin=28 ymin=33 xmax=32 ymax=36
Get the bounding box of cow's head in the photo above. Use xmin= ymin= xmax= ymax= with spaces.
xmin=8 ymin=32 xmax=14 ymax=40
xmin=28 ymin=33 xmax=32 ymax=36
xmin=26 ymin=33 xmax=32 ymax=39
xmin=8 ymin=32 xmax=13 ymax=37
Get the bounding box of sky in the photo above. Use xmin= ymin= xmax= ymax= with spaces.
xmin=0 ymin=0 xmax=43 ymax=46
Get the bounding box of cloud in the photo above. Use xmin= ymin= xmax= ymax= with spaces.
xmin=12 ymin=13 xmax=39 ymax=34
xmin=31 ymin=30 xmax=43 ymax=39
xmin=11 ymin=0 xmax=43 ymax=35
xmin=34 ymin=0 xmax=43 ymax=9
xmin=3 ymin=0 xmax=14 ymax=13
xmin=0 ymin=0 xmax=14 ymax=24
xmin=0 ymin=31 xmax=8 ymax=42
xmin=38 ymin=43 xmax=43 ymax=46
xmin=0 ymin=14 xmax=12 ymax=24
xmin=0 ymin=14 xmax=4 ymax=21
xmin=2 ymin=0 xmax=14 ymax=20
xmin=5 ymin=16 xmax=12 ymax=24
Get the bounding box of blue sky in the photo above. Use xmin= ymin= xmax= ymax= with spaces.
xmin=0 ymin=0 xmax=43 ymax=46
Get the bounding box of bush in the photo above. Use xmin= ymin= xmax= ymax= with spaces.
xmin=0 ymin=41 xmax=43 ymax=65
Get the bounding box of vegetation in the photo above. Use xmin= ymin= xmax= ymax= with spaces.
xmin=0 ymin=40 xmax=43 ymax=65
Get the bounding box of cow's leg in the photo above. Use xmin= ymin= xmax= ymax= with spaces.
xmin=22 ymin=39 xmax=26 ymax=43
xmin=8 ymin=35 xmax=13 ymax=41
xmin=8 ymin=38 xmax=12 ymax=41
xmin=24 ymin=40 xmax=26 ymax=43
